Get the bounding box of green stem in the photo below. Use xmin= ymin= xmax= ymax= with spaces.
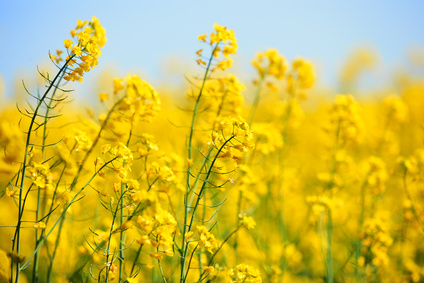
xmin=326 ymin=209 xmax=333 ymax=283
xmin=130 ymin=244 xmax=143 ymax=276
xmin=200 ymin=226 xmax=241 ymax=280
xmin=233 ymin=71 xmax=266 ymax=267
xmin=69 ymin=95 xmax=126 ymax=192
xmin=324 ymin=118 xmax=341 ymax=283
xmin=181 ymin=137 xmax=234 ymax=283
xmin=402 ymin=169 xmax=424 ymax=233
xmin=33 ymin=65 xmax=66 ymax=283
xmin=12 ymin=55 xmax=74 ymax=283
xmin=19 ymin=157 xmax=118 ymax=273
xmin=181 ymin=44 xmax=218 ymax=283
xmin=46 ymin=213 xmax=66 ymax=282
xmin=355 ymin=179 xmax=368 ymax=282
xmin=234 ymin=190 xmax=242 ymax=267
xmin=105 ymin=188 xmax=127 ymax=282
xmin=119 ymin=173 xmax=126 ymax=282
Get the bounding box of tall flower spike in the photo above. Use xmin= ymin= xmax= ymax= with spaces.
xmin=252 ymin=49 xmax=287 ymax=80
xmin=62 ymin=16 xmax=107 ymax=82
xmin=196 ymin=23 xmax=237 ymax=71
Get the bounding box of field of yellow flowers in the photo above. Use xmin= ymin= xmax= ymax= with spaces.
xmin=0 ymin=17 xmax=424 ymax=283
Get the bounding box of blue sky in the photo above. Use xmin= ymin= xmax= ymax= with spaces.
xmin=1 ymin=0 xmax=423 ymax=97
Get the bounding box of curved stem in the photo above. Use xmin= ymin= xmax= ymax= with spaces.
xmin=181 ymin=44 xmax=218 ymax=283
xmin=33 ymin=66 xmax=66 ymax=283
xmin=13 ymin=56 xmax=74 ymax=283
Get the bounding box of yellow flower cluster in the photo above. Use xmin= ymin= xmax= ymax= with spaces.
xmin=363 ymin=156 xmax=388 ymax=195
xmin=137 ymin=208 xmax=178 ymax=258
xmin=103 ymin=142 xmax=134 ymax=161
xmin=196 ymin=23 xmax=237 ymax=71
xmin=185 ymin=225 xmax=219 ymax=254
xmin=6 ymin=15 xmax=424 ymax=283
xmin=251 ymin=123 xmax=284 ymax=155
xmin=306 ymin=195 xmax=344 ymax=218
xmin=136 ymin=133 xmax=159 ymax=157
xmin=60 ymin=16 xmax=107 ymax=82
xmin=146 ymin=161 xmax=176 ymax=185
xmin=0 ymin=121 xmax=23 ymax=168
xmin=282 ymin=244 xmax=303 ymax=270
xmin=252 ymin=48 xmax=287 ymax=80
xmin=286 ymin=58 xmax=315 ymax=91
xmin=359 ymin=215 xmax=393 ymax=267
xmin=71 ymin=130 xmax=93 ymax=153
xmin=29 ymin=162 xmax=53 ymax=190
xmin=211 ymin=116 xmax=255 ymax=165
xmin=341 ymin=48 xmax=377 ymax=86
xmin=240 ymin=214 xmax=256 ymax=229
xmin=33 ymin=221 xmax=46 ymax=230
xmin=187 ymin=74 xmax=245 ymax=117
xmin=384 ymin=95 xmax=409 ymax=123
xmin=327 ymin=95 xmax=363 ymax=145
xmin=251 ymin=49 xmax=314 ymax=96
xmin=228 ymin=264 xmax=262 ymax=282
xmin=114 ymin=74 xmax=161 ymax=123
xmin=403 ymin=258 xmax=424 ymax=282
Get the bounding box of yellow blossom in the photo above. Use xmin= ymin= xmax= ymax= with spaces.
xmin=241 ymin=215 xmax=256 ymax=229
xmin=98 ymin=92 xmax=109 ymax=102
xmin=33 ymin=222 xmax=46 ymax=230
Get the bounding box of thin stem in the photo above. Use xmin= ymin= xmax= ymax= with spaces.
xmin=19 ymin=157 xmax=118 ymax=272
xmin=105 ymin=188 xmax=127 ymax=282
xmin=130 ymin=244 xmax=143 ymax=276
xmin=326 ymin=209 xmax=333 ymax=283
xmin=33 ymin=65 xmax=66 ymax=283
xmin=181 ymin=137 xmax=234 ymax=283
xmin=181 ymin=44 xmax=218 ymax=283
xmin=46 ymin=213 xmax=66 ymax=282
xmin=183 ymin=244 xmax=198 ymax=282
xmin=200 ymin=226 xmax=241 ymax=280
xmin=13 ymin=56 xmax=74 ymax=283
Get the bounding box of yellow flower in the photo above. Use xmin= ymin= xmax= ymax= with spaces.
xmin=202 ymin=266 xmax=214 ymax=272
xmin=63 ymin=39 xmax=73 ymax=49
xmin=136 ymin=235 xmax=151 ymax=246
xmin=185 ymin=231 xmax=195 ymax=243
xmin=73 ymin=130 xmax=93 ymax=152
xmin=241 ymin=215 xmax=256 ymax=229
xmin=198 ymin=33 xmax=207 ymax=42
xmin=252 ymin=48 xmax=287 ymax=80
xmin=98 ymin=92 xmax=109 ymax=102
xmin=75 ymin=19 xmax=88 ymax=29
xmin=49 ymin=53 xmax=56 ymax=62
xmin=113 ymin=77 xmax=124 ymax=94
xmin=6 ymin=187 xmax=16 ymax=197
xmin=196 ymin=226 xmax=218 ymax=254
xmin=228 ymin=264 xmax=262 ymax=282
xmin=98 ymin=113 xmax=107 ymax=122
xmin=197 ymin=23 xmax=237 ymax=71
xmin=34 ymin=222 xmax=46 ymax=230
xmin=216 ymin=59 xmax=232 ymax=70
xmin=196 ymin=58 xmax=206 ymax=66
xmin=150 ymin=253 xmax=163 ymax=260
xmin=291 ymin=57 xmax=315 ymax=89
xmin=29 ymin=162 xmax=53 ymax=190
xmin=71 ymin=45 xmax=82 ymax=56
xmin=62 ymin=17 xmax=107 ymax=83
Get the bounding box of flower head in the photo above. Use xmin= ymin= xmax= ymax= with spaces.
xmin=196 ymin=23 xmax=237 ymax=71
xmin=62 ymin=16 xmax=107 ymax=82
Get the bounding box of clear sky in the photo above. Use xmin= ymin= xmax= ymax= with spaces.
xmin=1 ymin=0 xmax=423 ymax=97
